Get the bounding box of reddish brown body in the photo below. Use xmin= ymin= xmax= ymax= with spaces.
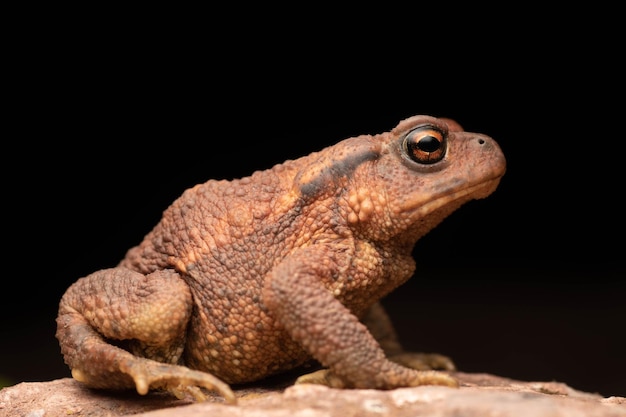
xmin=56 ymin=115 xmax=506 ymax=403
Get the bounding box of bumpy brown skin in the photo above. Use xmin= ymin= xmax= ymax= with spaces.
xmin=56 ymin=115 xmax=506 ymax=404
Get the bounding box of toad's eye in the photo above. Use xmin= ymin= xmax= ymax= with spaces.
xmin=402 ymin=125 xmax=447 ymax=164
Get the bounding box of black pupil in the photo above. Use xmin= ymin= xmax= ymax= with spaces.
xmin=417 ymin=135 xmax=440 ymax=152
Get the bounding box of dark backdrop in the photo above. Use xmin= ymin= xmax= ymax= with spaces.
xmin=2 ymin=31 xmax=623 ymax=398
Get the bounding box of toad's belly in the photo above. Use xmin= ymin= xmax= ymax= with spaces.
xmin=182 ymin=307 xmax=311 ymax=384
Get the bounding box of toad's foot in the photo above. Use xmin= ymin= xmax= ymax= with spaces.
xmin=121 ymin=360 xmax=236 ymax=404
xmin=389 ymin=352 xmax=456 ymax=371
xmin=295 ymin=369 xmax=345 ymax=388
xmin=73 ymin=358 xmax=236 ymax=404
xmin=295 ymin=367 xmax=458 ymax=389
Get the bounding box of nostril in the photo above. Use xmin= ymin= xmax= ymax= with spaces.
xmin=478 ymin=138 xmax=485 ymax=145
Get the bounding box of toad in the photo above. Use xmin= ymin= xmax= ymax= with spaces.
xmin=56 ymin=115 xmax=506 ymax=404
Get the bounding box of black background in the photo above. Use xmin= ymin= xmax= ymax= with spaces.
xmin=2 ymin=19 xmax=624 ymax=399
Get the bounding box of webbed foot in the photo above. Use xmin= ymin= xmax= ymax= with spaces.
xmin=120 ymin=360 xmax=237 ymax=404
xmin=389 ymin=352 xmax=456 ymax=371
xmin=294 ymin=366 xmax=458 ymax=389
xmin=71 ymin=357 xmax=237 ymax=404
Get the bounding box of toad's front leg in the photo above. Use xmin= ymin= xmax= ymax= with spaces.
xmin=262 ymin=247 xmax=457 ymax=390
xmin=361 ymin=302 xmax=456 ymax=372
xmin=55 ymin=267 xmax=235 ymax=404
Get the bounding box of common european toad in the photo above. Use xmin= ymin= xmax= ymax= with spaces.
xmin=56 ymin=115 xmax=506 ymax=404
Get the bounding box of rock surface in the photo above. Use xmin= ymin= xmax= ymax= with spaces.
xmin=1 ymin=372 xmax=624 ymax=417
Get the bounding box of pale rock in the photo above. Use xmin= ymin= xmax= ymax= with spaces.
xmin=1 ymin=372 xmax=624 ymax=417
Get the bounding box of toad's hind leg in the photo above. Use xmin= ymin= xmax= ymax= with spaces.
xmin=55 ymin=267 xmax=235 ymax=404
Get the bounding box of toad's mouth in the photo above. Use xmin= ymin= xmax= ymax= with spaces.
xmin=403 ymin=176 xmax=503 ymax=217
